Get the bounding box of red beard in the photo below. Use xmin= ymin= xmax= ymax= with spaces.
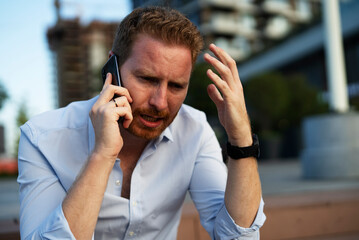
xmin=127 ymin=106 xmax=175 ymax=140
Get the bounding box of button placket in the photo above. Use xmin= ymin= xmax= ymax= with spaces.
xmin=115 ymin=179 xmax=121 ymax=186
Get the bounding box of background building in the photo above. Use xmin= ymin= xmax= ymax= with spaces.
xmin=47 ymin=1 xmax=118 ymax=107
xmin=133 ymin=0 xmax=321 ymax=62
xmin=238 ymin=0 xmax=359 ymax=97
xmin=47 ymin=0 xmax=323 ymax=109
xmin=45 ymin=0 xmax=359 ymax=159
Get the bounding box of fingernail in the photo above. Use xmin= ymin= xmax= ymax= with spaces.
xmin=107 ymin=73 xmax=110 ymax=77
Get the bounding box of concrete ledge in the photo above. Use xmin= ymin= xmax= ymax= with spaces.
xmin=2 ymin=189 xmax=359 ymax=239
xmin=0 ymin=219 xmax=20 ymax=240
xmin=260 ymin=189 xmax=359 ymax=239
xmin=301 ymin=113 xmax=359 ymax=179
xmin=178 ymin=189 xmax=359 ymax=240
xmin=177 ymin=203 xmax=210 ymax=240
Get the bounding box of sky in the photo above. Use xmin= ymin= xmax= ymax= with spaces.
xmin=0 ymin=0 xmax=132 ymax=156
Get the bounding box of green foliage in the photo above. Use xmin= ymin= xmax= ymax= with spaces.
xmin=14 ymin=103 xmax=29 ymax=158
xmin=349 ymin=96 xmax=359 ymax=111
xmin=16 ymin=104 xmax=29 ymax=127
xmin=0 ymin=80 xmax=8 ymax=110
xmin=184 ymin=62 xmax=218 ymax=117
xmin=244 ymin=72 xmax=328 ymax=136
xmin=285 ymin=74 xmax=328 ymax=126
xmin=244 ymin=72 xmax=290 ymax=133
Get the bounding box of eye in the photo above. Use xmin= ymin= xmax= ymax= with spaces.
xmin=172 ymin=83 xmax=184 ymax=89
xmin=169 ymin=82 xmax=186 ymax=90
xmin=139 ymin=76 xmax=158 ymax=84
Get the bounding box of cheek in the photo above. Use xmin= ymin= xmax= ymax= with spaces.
xmin=127 ymin=84 xmax=149 ymax=104
xmin=168 ymin=93 xmax=187 ymax=114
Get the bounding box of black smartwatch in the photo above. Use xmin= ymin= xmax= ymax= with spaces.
xmin=226 ymin=134 xmax=260 ymax=159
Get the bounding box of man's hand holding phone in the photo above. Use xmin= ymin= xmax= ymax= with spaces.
xmin=90 ymin=68 xmax=133 ymax=161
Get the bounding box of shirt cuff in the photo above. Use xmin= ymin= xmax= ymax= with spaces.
xmin=214 ymin=198 xmax=266 ymax=239
xmin=37 ymin=204 xmax=76 ymax=239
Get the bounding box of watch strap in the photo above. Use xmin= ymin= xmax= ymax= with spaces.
xmin=226 ymin=134 xmax=260 ymax=159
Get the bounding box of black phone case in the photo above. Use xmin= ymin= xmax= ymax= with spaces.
xmin=101 ymin=55 xmax=121 ymax=86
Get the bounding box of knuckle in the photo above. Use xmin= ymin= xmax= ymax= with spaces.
xmin=219 ymin=80 xmax=229 ymax=90
xmin=228 ymin=58 xmax=236 ymax=67
xmin=224 ymin=67 xmax=232 ymax=76
xmin=120 ymin=95 xmax=127 ymax=102
xmin=123 ymin=88 xmax=130 ymax=95
xmin=90 ymin=106 xmax=97 ymax=116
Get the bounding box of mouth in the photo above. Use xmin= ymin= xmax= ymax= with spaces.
xmin=139 ymin=114 xmax=164 ymax=128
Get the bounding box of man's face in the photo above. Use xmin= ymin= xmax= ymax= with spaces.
xmin=120 ymin=34 xmax=192 ymax=140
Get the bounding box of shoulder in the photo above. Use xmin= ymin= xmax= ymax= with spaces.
xmin=177 ymin=104 xmax=207 ymax=123
xmin=21 ymin=96 xmax=98 ymax=138
xmin=170 ymin=104 xmax=213 ymax=139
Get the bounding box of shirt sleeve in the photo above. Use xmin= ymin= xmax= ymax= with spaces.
xmin=17 ymin=123 xmax=76 ymax=239
xmin=189 ymin=125 xmax=266 ymax=239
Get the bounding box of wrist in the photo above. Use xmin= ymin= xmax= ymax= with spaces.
xmin=227 ymin=134 xmax=260 ymax=160
xmin=228 ymin=129 xmax=253 ymax=147
xmin=90 ymin=149 xmax=118 ymax=167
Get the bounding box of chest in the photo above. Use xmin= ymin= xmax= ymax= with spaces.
xmin=119 ymin=156 xmax=138 ymax=199
xmin=96 ymin=145 xmax=195 ymax=239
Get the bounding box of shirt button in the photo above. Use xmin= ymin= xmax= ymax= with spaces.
xmin=129 ymin=231 xmax=134 ymax=236
xmin=115 ymin=180 xmax=121 ymax=186
xmin=132 ymin=201 xmax=137 ymax=206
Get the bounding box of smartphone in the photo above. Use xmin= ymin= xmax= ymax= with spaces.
xmin=101 ymin=54 xmax=122 ymax=87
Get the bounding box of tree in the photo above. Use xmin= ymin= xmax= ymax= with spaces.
xmin=14 ymin=103 xmax=29 ymax=158
xmin=244 ymin=72 xmax=328 ymax=158
xmin=0 ymin=80 xmax=8 ymax=110
xmin=184 ymin=62 xmax=218 ymax=117
xmin=244 ymin=71 xmax=328 ymax=136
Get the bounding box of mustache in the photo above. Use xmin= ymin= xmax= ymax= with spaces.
xmin=132 ymin=107 xmax=170 ymax=118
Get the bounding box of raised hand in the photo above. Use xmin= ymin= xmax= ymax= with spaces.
xmin=204 ymin=44 xmax=252 ymax=147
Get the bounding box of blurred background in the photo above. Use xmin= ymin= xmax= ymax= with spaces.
xmin=1 ymin=0 xmax=359 ymax=239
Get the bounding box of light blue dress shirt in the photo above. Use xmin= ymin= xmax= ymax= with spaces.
xmin=18 ymin=96 xmax=265 ymax=240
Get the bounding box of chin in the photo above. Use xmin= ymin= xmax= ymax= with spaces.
xmin=127 ymin=124 xmax=166 ymax=140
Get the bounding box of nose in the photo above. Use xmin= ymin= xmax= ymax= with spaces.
xmin=149 ymin=85 xmax=168 ymax=111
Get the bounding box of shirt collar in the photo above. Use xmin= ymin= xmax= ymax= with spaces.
xmin=154 ymin=126 xmax=174 ymax=147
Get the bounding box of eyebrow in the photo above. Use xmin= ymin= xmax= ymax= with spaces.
xmin=133 ymin=68 xmax=189 ymax=87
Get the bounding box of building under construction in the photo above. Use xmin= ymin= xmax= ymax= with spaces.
xmin=47 ymin=1 xmax=118 ymax=107
xmin=47 ymin=0 xmax=321 ymax=107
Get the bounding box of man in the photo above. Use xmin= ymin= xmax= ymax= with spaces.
xmin=18 ymin=6 xmax=265 ymax=240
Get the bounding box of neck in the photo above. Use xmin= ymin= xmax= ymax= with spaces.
xmin=118 ymin=125 xmax=149 ymax=159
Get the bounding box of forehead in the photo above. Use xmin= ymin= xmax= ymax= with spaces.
xmin=126 ymin=34 xmax=192 ymax=77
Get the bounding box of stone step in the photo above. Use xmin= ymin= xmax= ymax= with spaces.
xmin=177 ymin=189 xmax=359 ymax=240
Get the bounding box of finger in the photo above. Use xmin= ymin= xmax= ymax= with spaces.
xmin=112 ymin=96 xmax=133 ymax=128
xmin=98 ymin=84 xmax=133 ymax=107
xmin=208 ymin=44 xmax=240 ymax=87
xmin=204 ymin=53 xmax=235 ymax=90
xmin=206 ymin=68 xmax=231 ymax=99
xmin=207 ymin=84 xmax=223 ymax=109
xmin=114 ymin=104 xmax=133 ymax=129
xmin=113 ymin=96 xmax=131 ymax=109
xmin=112 ymin=87 xmax=133 ymax=103
xmin=209 ymin=44 xmax=239 ymax=77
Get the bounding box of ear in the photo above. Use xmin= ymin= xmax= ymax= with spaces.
xmin=108 ymin=50 xmax=115 ymax=58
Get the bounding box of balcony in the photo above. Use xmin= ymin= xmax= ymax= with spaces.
xmin=201 ymin=13 xmax=259 ymax=40
xmin=199 ymin=0 xmax=235 ymax=9
xmin=213 ymin=37 xmax=251 ymax=61
xmin=263 ymin=0 xmax=313 ymax=23
xmin=201 ymin=13 xmax=239 ymax=35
